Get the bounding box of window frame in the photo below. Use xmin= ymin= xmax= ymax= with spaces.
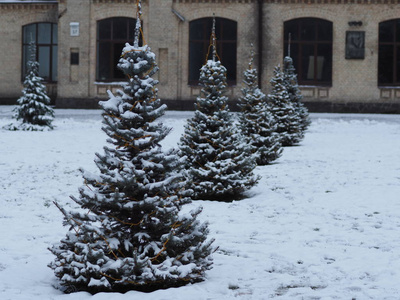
xmin=284 ymin=18 xmax=333 ymax=86
xmin=188 ymin=17 xmax=237 ymax=86
xmin=378 ymin=19 xmax=400 ymax=86
xmin=22 ymin=22 xmax=58 ymax=83
xmin=96 ymin=17 xmax=138 ymax=82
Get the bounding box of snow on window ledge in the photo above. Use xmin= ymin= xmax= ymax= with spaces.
xmin=378 ymin=86 xmax=400 ymax=89
xmin=94 ymin=82 xmax=127 ymax=86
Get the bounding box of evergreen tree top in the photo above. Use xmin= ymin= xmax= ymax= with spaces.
xmin=204 ymin=15 xmax=221 ymax=63
xmin=133 ymin=0 xmax=142 ymax=48
xmin=283 ymin=56 xmax=296 ymax=77
xmin=26 ymin=40 xmax=40 ymax=77
xmin=247 ymin=44 xmax=255 ymax=69
xmin=241 ymin=45 xmax=260 ymax=91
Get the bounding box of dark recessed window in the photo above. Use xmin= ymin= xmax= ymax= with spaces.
xmin=70 ymin=52 xmax=79 ymax=65
xmin=284 ymin=18 xmax=333 ymax=86
xmin=22 ymin=23 xmax=58 ymax=82
xmin=189 ymin=17 xmax=237 ymax=86
xmin=378 ymin=19 xmax=400 ymax=86
xmin=96 ymin=17 xmax=138 ymax=81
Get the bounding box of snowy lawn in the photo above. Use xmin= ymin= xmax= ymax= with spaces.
xmin=1 ymin=106 xmax=400 ymax=300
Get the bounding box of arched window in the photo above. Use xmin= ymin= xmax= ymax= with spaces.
xmin=189 ymin=17 xmax=237 ymax=85
xmin=22 ymin=23 xmax=58 ymax=82
xmin=378 ymin=19 xmax=400 ymax=86
xmin=284 ymin=18 xmax=333 ymax=86
xmin=96 ymin=17 xmax=138 ymax=81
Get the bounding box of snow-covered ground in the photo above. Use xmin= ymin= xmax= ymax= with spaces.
xmin=1 ymin=105 xmax=400 ymax=300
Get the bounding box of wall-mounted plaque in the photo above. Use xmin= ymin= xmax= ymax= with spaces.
xmin=70 ymin=22 xmax=80 ymax=37
xmin=346 ymin=31 xmax=365 ymax=59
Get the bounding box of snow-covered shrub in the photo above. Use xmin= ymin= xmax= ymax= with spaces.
xmin=267 ymin=66 xmax=304 ymax=147
xmin=4 ymin=41 xmax=54 ymax=131
xmin=179 ymin=20 xmax=259 ymax=201
xmin=49 ymin=7 xmax=214 ymax=293
xmin=282 ymin=56 xmax=311 ymax=132
xmin=238 ymin=47 xmax=283 ymax=165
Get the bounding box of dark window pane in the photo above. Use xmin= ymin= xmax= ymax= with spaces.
xmin=52 ymin=45 xmax=58 ymax=81
xmin=190 ymin=19 xmax=207 ymax=40
xmin=284 ymin=41 xmax=289 ymax=57
xmin=317 ymin=20 xmax=333 ymax=41
xmin=24 ymin=24 xmax=36 ymax=43
xmin=300 ymin=19 xmax=316 ymax=41
xmin=52 ymin=24 xmax=58 ymax=44
xmin=189 ymin=17 xmax=237 ymax=85
xmin=379 ymin=21 xmax=394 ymax=43
xmin=38 ymin=46 xmax=50 ymax=79
xmin=284 ymin=18 xmax=332 ymax=85
xmin=22 ymin=45 xmax=30 ymax=76
xmin=284 ymin=20 xmax=298 ymax=41
xmin=301 ymin=44 xmax=315 ymax=80
xmin=97 ymin=42 xmax=111 ymax=81
xmin=378 ymin=44 xmax=394 ymax=84
xmin=220 ymin=42 xmax=236 ymax=82
xmin=98 ymin=19 xmax=112 ymax=40
xmin=397 ymin=46 xmax=400 ymax=83
xmin=318 ymin=43 xmax=332 ymax=82
xmin=113 ymin=18 xmax=128 ymax=40
xmin=113 ymin=43 xmax=125 ymax=79
xmin=396 ymin=20 xmax=400 ymax=43
xmin=189 ymin=42 xmax=205 ymax=82
xmin=97 ymin=17 xmax=137 ymax=80
xmin=38 ymin=23 xmax=51 ymax=44
xmin=128 ymin=19 xmax=136 ymax=41
xmin=22 ymin=23 xmax=57 ymax=82
xmin=220 ymin=19 xmax=236 ymax=40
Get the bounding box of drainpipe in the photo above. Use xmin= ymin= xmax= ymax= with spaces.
xmin=257 ymin=0 xmax=263 ymax=89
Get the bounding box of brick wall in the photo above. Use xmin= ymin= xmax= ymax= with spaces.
xmin=264 ymin=2 xmax=400 ymax=105
xmin=1 ymin=0 xmax=400 ymax=111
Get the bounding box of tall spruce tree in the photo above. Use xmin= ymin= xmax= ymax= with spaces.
xmin=267 ymin=66 xmax=303 ymax=146
xmin=179 ymin=18 xmax=259 ymax=201
xmin=238 ymin=46 xmax=283 ymax=165
xmin=49 ymin=3 xmax=214 ymax=293
xmin=283 ymin=55 xmax=311 ymax=132
xmin=5 ymin=40 xmax=54 ymax=131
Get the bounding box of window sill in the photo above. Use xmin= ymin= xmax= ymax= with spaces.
xmin=94 ymin=81 xmax=127 ymax=86
xmin=299 ymin=84 xmax=332 ymax=88
xmin=378 ymin=86 xmax=400 ymax=89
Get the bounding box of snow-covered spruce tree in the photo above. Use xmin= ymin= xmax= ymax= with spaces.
xmin=49 ymin=4 xmax=214 ymax=294
xmin=237 ymin=46 xmax=283 ymax=165
xmin=267 ymin=65 xmax=303 ymax=146
xmin=179 ymin=18 xmax=259 ymax=201
xmin=5 ymin=40 xmax=54 ymax=131
xmin=283 ymin=56 xmax=311 ymax=132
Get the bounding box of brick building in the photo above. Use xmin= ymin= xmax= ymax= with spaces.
xmin=1 ymin=0 xmax=400 ymax=112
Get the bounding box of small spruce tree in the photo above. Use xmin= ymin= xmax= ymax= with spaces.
xmin=283 ymin=56 xmax=311 ymax=132
xmin=267 ymin=66 xmax=303 ymax=146
xmin=49 ymin=3 xmax=214 ymax=293
xmin=238 ymin=46 xmax=283 ymax=165
xmin=179 ymin=18 xmax=259 ymax=201
xmin=5 ymin=40 xmax=54 ymax=131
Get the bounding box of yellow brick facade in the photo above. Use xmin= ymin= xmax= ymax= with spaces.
xmin=1 ymin=0 xmax=400 ymax=112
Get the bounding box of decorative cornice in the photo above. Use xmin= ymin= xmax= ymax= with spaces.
xmin=92 ymin=0 xmax=145 ymax=3
xmin=0 ymin=3 xmax=57 ymax=9
xmin=264 ymin=0 xmax=400 ymax=3
xmin=173 ymin=0 xmax=256 ymax=3
xmin=0 ymin=1 xmax=57 ymax=3
xmin=173 ymin=0 xmax=400 ymax=3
